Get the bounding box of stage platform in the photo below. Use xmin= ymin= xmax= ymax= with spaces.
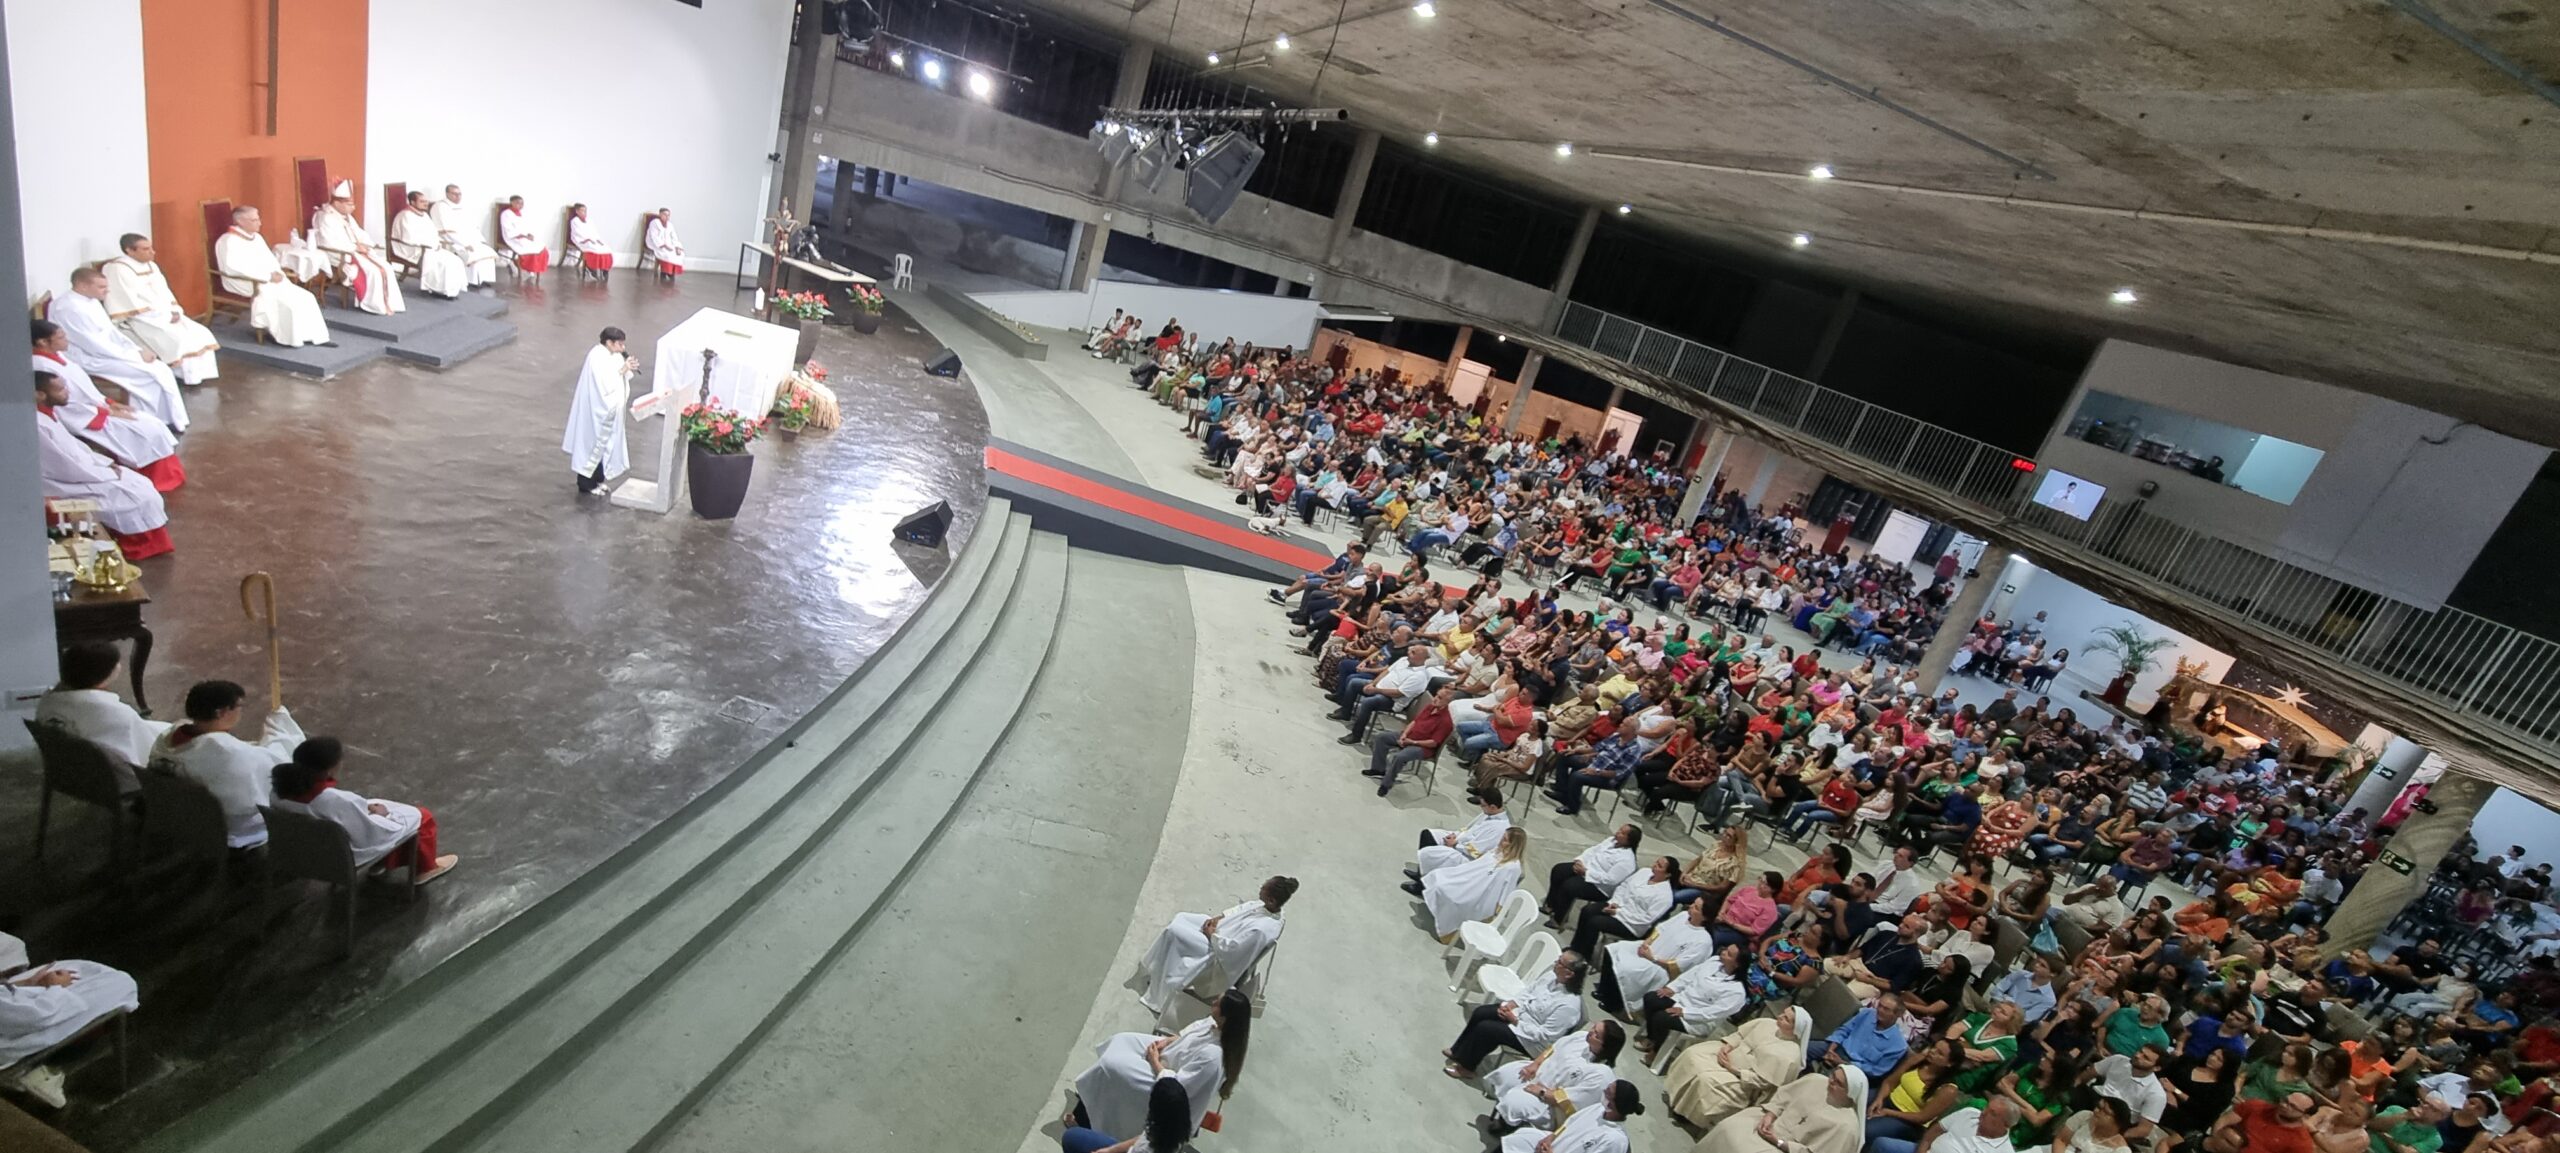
xmin=206 ymin=288 xmax=516 ymax=379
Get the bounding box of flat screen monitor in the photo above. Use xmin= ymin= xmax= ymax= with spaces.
xmin=2033 ymin=469 xmax=2103 ymax=520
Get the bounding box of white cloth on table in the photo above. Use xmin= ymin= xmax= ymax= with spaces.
xmin=1074 ymin=1017 xmax=1223 ymax=1139
xmin=390 ymin=208 xmax=468 ymax=297
xmin=33 ymin=688 xmax=169 ymax=792
xmin=1418 ymin=810 xmax=1512 ymax=875
xmin=1606 ymin=915 xmax=1717 ymax=1009
xmin=310 ymin=205 xmax=404 ymax=315
xmin=214 ymin=228 xmax=332 ymax=347
xmin=34 ymin=409 xmax=166 ymax=538
xmin=146 ymin=707 xmax=304 ymax=848
xmin=1500 ymin=1106 xmax=1629 ymax=1153
xmin=100 ymin=256 xmax=218 ymax=391
xmin=1423 ymin=851 xmax=1522 ymax=937
xmin=652 ymin=307 xmax=799 ymax=418
xmin=563 ymin=343 xmax=634 ymax=480
xmin=428 ymin=198 xmax=499 ymax=284
xmin=1136 ymin=899 xmax=1283 ymax=1013
xmin=1488 ymin=1029 xmax=1616 ymax=1128
xmin=271 ymin=786 xmax=420 ymax=869
xmin=33 ymin=353 xmax=177 ymax=470
xmin=0 ymin=959 xmax=139 ymax=1066
xmin=274 ymin=230 xmax=333 ymax=281
xmin=51 ymin=289 xmax=191 ymax=428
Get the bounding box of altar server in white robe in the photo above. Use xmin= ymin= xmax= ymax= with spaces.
xmin=1412 ymin=788 xmax=1514 ymax=878
xmin=1486 ymin=1021 xmax=1627 ymax=1130
xmin=1500 ymin=1079 xmax=1642 ymax=1153
xmin=644 ymin=208 xmax=686 ymax=279
xmin=100 ymin=235 xmax=219 ymax=392
xmin=564 ymin=327 xmax=636 ymax=494
xmin=0 ymin=932 xmax=141 ymax=1109
xmin=311 ymin=181 xmax=404 ymax=315
xmin=147 ymin=679 xmax=303 ymax=849
xmin=34 ymin=372 xmax=173 ymax=560
xmin=213 ymin=206 xmax=333 ymax=348
xmin=389 ymin=191 xmax=468 ymax=298
xmin=1136 ymin=875 xmax=1296 ymax=1013
xmin=497 ymin=195 xmax=551 ymax=275
xmin=567 ymin=203 xmax=614 ymax=278
xmin=431 ymin=185 xmax=499 ymax=286
xmin=1598 ymin=896 xmax=1718 ymax=1017
xmin=33 ymin=642 xmax=168 ymax=793
xmin=1073 ymin=989 xmax=1246 ymax=1139
xmin=35 ymin=321 xmax=183 ymax=490
xmin=1422 ymin=826 xmax=1528 ymax=939
xmin=270 ymin=737 xmax=459 ymax=881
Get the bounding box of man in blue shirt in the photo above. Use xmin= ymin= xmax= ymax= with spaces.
xmin=1814 ymin=994 xmax=1910 ymax=1080
xmin=1548 ymin=731 xmax=1644 ymax=816
xmin=1920 ymin=788 xmax=1984 ymax=851
xmin=1989 ymin=954 xmax=2059 ymax=1023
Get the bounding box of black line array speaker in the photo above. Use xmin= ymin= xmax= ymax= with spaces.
xmin=924 ymin=348 xmax=962 ymax=377
xmin=1183 ymin=131 xmax=1266 ymax=224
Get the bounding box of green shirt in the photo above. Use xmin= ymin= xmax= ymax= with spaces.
xmin=2101 ymin=1006 xmax=2171 ymax=1056
xmin=2369 ymin=1108 xmax=2444 ymax=1153
xmin=2238 ymin=1061 xmax=2311 ymax=1103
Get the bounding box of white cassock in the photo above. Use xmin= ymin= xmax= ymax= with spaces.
xmin=32 ymin=688 xmax=170 ymax=794
xmin=99 ymin=256 xmax=219 ymax=390
xmin=1597 ymin=872 xmax=1675 ymax=937
xmin=1488 ymin=1030 xmax=1617 ymax=1128
xmin=214 ymin=228 xmax=333 ymax=347
xmin=1136 ymin=898 xmax=1283 ymax=1012
xmin=53 ymin=288 xmax=190 ymax=431
xmin=562 ymin=344 xmax=633 ymax=481
xmin=33 ymin=354 xmax=180 ymax=478
xmin=34 ymin=409 xmax=169 ymax=546
xmin=1073 ymin=1017 xmax=1223 ymax=1139
xmin=645 ymin=218 xmax=685 ymax=274
xmin=1572 ymin=839 xmax=1640 ymax=892
xmin=1605 ymin=915 xmax=1718 ymax=1010
xmin=497 ymin=207 xmax=551 ymax=273
xmin=1500 ymin=1104 xmax=1631 ymax=1153
xmin=390 ymin=209 xmax=469 ymax=298
xmin=1659 ymin=961 xmax=1750 ymax=1036
xmin=568 ymin=214 xmax=613 ymax=270
xmin=1503 ymin=969 xmax=1589 ymax=1052
xmin=146 ymin=708 xmax=304 ymax=849
xmin=1418 ymin=810 xmax=1513 ymax=875
xmin=311 ymin=205 xmax=404 ymax=315
xmin=0 ymin=959 xmax=141 ymax=1067
xmin=428 ymin=199 xmax=500 ymax=285
xmin=271 ymin=786 xmax=421 ymax=869
xmin=1424 ymin=850 xmax=1524 ymax=938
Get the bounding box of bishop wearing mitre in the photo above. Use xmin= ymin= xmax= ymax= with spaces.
xmin=100 ymin=234 xmax=220 ymax=389
xmin=310 ymin=180 xmax=404 ymax=316
xmin=563 ymin=327 xmax=635 ymax=494
xmin=496 ymin=195 xmax=551 ymax=275
xmin=213 ymin=206 xmax=333 ymax=348
xmin=430 ymin=184 xmax=500 ymax=287
xmin=390 ymin=190 xmax=469 ymax=298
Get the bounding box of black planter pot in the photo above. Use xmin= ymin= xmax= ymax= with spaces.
xmin=687 ymin=444 xmax=754 ymax=519
xmin=793 ymin=317 xmax=821 ymax=364
xmin=850 ymin=309 xmax=881 ymax=335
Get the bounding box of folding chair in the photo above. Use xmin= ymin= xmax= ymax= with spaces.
xmin=26 ymin=720 xmax=139 ymax=871
xmin=136 ymin=770 xmax=229 ymax=879
xmin=1799 ymin=975 xmax=1862 ymax=1038
xmin=1451 ymin=890 xmax=1541 ymax=996
xmin=259 ymin=804 xmax=421 ymax=959
xmin=1475 ymin=931 xmax=1561 ymax=1003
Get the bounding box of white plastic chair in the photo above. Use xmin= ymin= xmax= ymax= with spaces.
xmin=1449 ymin=889 xmax=1539 ymax=993
xmin=1476 ymin=931 xmax=1560 ymax=1004
xmin=890 ymin=253 xmax=914 ymax=289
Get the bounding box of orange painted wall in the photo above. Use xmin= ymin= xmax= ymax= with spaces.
xmin=140 ymin=0 xmax=366 ymax=313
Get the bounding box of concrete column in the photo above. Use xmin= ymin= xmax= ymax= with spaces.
xmin=1502 ymin=352 xmax=1546 ymax=434
xmin=1095 ymin=43 xmax=1153 ymax=207
xmin=1067 ymin=216 xmax=1113 ymax=290
xmin=775 ymin=1 xmax=832 ymax=219
xmin=1915 ymin=543 xmax=2010 ymax=696
xmin=1676 ymin=428 xmax=1736 ymax=525
xmin=1541 ymin=204 xmax=1602 ymax=332
xmin=1743 ymin=451 xmax=1783 ymax=506
xmin=829 ymin=162 xmax=862 ymax=231
xmin=2323 ymin=769 xmax=2494 ymax=957
xmin=2344 ymin=738 xmax=2431 ymax=824
xmin=1805 ymin=288 xmax=1860 ymax=381
xmin=1271 ymin=276 xmax=1293 ymax=297
xmin=1321 ymin=128 xmax=1383 ymax=267
xmin=1603 ymin=383 xmax=1625 ymax=412
xmin=1058 ymin=220 xmax=1088 ymax=290
xmin=1449 ymin=325 xmax=1474 ymax=366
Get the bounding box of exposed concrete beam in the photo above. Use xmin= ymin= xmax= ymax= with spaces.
xmin=1543 ymin=205 xmax=1600 ymax=332
xmin=774 ymin=2 xmax=832 ymax=220
xmin=1323 ymin=129 xmax=1382 ymax=266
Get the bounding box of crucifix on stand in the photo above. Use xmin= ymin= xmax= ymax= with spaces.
xmin=757 ymin=200 xmax=798 ymax=323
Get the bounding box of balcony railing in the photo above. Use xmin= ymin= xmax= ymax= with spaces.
xmin=1556 ymin=301 xmax=2560 ymax=751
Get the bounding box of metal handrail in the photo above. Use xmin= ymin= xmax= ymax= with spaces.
xmin=1555 ymin=301 xmax=2560 ymax=750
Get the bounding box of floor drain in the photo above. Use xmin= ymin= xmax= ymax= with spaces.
xmin=717 ymin=696 xmax=776 ymax=725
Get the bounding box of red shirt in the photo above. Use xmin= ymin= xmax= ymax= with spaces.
xmin=2225 ymin=1099 xmax=2315 ymax=1153
xmin=1400 ymin=700 xmax=1454 ymax=750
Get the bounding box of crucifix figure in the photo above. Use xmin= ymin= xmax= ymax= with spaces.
xmin=759 ymin=200 xmax=799 ymax=322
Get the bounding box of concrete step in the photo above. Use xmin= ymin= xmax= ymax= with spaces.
xmin=447 ymin=530 xmax=1072 ymax=1153
xmin=206 ymin=318 xmax=390 ymax=380
xmin=383 ymin=315 xmax=517 ymax=369
xmin=316 ymin=291 xmax=506 ymax=342
xmin=140 ymin=504 xmax=1026 ymax=1153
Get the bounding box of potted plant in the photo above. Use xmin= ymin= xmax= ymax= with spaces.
xmin=679 ymin=403 xmax=763 ymax=519
xmin=848 ymin=284 xmax=886 ymax=335
xmin=769 ymin=382 xmax=815 ymax=440
xmin=2085 ymin=620 xmax=2177 ymax=706
xmin=771 ymin=290 xmax=832 ymax=362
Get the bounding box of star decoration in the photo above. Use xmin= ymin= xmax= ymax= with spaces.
xmin=2271 ymin=684 xmax=2310 ymax=709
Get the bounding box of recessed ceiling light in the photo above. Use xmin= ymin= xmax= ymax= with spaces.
xmin=1414 ymin=1 xmax=1436 ymax=16
xmin=1556 ymin=141 xmax=1574 ymax=157
xmin=1206 ymin=51 xmax=1220 ymax=63
xmin=1497 ymin=334 xmax=1508 ymax=342
xmin=1424 ymin=131 xmax=1440 ymax=146
xmin=1617 ymin=204 xmax=1633 ymax=215
xmin=1792 ymin=233 xmax=1811 ymax=247
xmin=1273 ymin=33 xmax=1290 ymax=50
xmin=920 ymin=57 xmax=944 ymax=82
xmin=888 ymin=50 xmax=905 ymax=67
xmin=1808 ymin=164 xmax=1834 ymax=180
xmin=2111 ymin=287 xmax=2139 ymax=304
xmin=966 ymin=69 xmax=994 ymax=99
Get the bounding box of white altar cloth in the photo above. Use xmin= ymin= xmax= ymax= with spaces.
xmin=652 ymin=307 xmax=798 ymax=419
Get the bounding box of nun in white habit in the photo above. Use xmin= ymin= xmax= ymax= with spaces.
xmin=562 ymin=327 xmax=635 ymax=494
xmin=1136 ymin=876 xmax=1296 ymax=1013
xmin=1485 ymin=1020 xmax=1626 ymax=1129
xmin=1072 ymin=989 xmax=1247 ymax=1140
xmin=1421 ymin=826 xmax=1527 ymax=939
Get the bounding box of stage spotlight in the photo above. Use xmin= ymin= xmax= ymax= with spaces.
xmin=1415 ymin=1 xmax=1436 ymax=15
xmin=2111 ymin=287 xmax=2140 ymax=304
xmin=1424 ymin=131 xmax=1440 ymax=146
xmin=966 ymin=69 xmax=994 ymax=99
xmin=1808 ymin=164 xmax=1834 ymax=179
xmin=1617 ymin=203 xmax=1632 ymax=215
xmin=920 ymin=57 xmax=945 ymax=83
xmin=1792 ymin=233 xmax=1812 ymax=247
xmin=1274 ymin=33 xmax=1291 ymax=49
xmin=1555 ymin=141 xmax=1574 ymax=157
xmin=888 ymin=49 xmax=905 ymax=68
xmin=1207 ymin=51 xmax=1221 ymax=63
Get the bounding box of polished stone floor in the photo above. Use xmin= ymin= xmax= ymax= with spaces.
xmin=0 ymin=272 xmax=989 ymax=1148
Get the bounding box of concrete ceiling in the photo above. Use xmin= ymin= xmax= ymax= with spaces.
xmin=1026 ymin=0 xmax=2560 ymax=446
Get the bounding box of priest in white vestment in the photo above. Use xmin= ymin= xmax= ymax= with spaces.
xmin=34 ymin=642 xmax=169 ymax=793
xmin=310 ymin=181 xmax=404 ymax=316
xmin=497 ymin=195 xmax=551 ymax=275
xmin=644 ymin=208 xmax=685 ymax=278
xmin=1486 ymin=1021 xmax=1625 ymax=1130
xmin=213 ymin=206 xmax=333 ymax=348
xmin=390 ymin=190 xmax=469 ymax=298
xmin=147 ymin=681 xmax=303 ymax=849
xmin=34 ymin=373 xmax=173 ymax=560
xmin=35 ymin=321 xmax=183 ymax=490
xmin=563 ymin=327 xmax=635 ymax=494
xmin=270 ymin=736 xmax=459 ymax=881
xmin=1136 ymin=875 xmax=1296 ymax=1012
xmin=1413 ymin=789 xmax=1515 ymax=877
xmin=431 ymin=185 xmax=500 ymax=286
xmin=50 ymin=268 xmax=189 ymax=432
xmin=100 ymin=235 xmax=219 ymax=391
xmin=0 ymin=932 xmax=140 ymax=1109
xmin=567 ymin=203 xmax=614 ymax=278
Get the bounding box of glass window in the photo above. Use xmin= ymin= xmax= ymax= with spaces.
xmin=2062 ymin=391 xmax=2324 ymax=504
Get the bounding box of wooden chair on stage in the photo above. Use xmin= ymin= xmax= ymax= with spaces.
xmin=379 ymin=181 xmax=420 ymax=281
xmin=559 ymin=206 xmax=608 ymax=281
xmin=290 ymin=157 xmax=351 ymax=308
xmin=490 ymin=202 xmax=529 ymax=283
xmin=634 ymin=212 xmax=660 ymax=277
xmin=197 ymin=198 xmax=258 ymax=335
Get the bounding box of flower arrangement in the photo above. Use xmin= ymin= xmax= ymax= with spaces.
xmin=771 ymin=290 xmax=832 ymax=322
xmin=770 ymin=383 xmax=816 ymax=431
xmin=849 ymin=285 xmax=887 ymax=315
xmin=802 ymin=359 xmax=829 ymax=382
xmin=679 ymin=403 xmax=763 ymax=454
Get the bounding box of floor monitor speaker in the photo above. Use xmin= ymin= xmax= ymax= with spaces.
xmin=924 ymin=348 xmax=962 ymax=377
xmin=894 ymin=500 xmax=953 ymax=548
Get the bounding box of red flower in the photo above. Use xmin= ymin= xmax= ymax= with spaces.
xmin=714 ymin=420 xmax=733 ymax=436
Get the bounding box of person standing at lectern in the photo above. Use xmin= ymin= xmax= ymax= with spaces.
xmin=563 ymin=327 xmax=635 ymax=494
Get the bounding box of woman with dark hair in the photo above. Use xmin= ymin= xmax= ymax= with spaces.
xmin=1484 ymin=1020 xmax=1626 ymax=1132
xmin=1863 ymin=1038 xmax=1969 ymax=1153
xmin=1500 ymin=1077 xmax=1643 ymax=1153
xmin=1445 ymin=952 xmax=1590 ymax=1077
xmin=2155 ymin=1045 xmax=2242 ymax=1152
xmin=1897 ymin=955 xmax=1973 ymax=1042
xmin=1071 ymin=989 xmax=1248 ymax=1140
xmin=1134 ymin=876 xmax=1298 ymax=1013
xmin=1060 ymin=1074 xmax=1193 ymax=1153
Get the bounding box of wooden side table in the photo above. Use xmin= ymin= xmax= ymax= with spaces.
xmin=54 ymin=579 xmax=153 ymax=716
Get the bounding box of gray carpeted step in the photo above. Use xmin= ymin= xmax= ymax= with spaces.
xmin=383 ymin=315 xmax=517 ymax=369
xmin=206 ymin=319 xmax=390 ymax=379
xmin=318 ymin=290 xmax=506 ymax=342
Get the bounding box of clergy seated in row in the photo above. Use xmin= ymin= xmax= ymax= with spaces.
xmin=100 ymin=234 xmax=218 ymax=393
xmin=644 ymin=208 xmax=685 ymax=279
xmin=33 ymin=370 xmax=173 ymax=560
xmin=566 ymin=203 xmax=614 ymax=279
xmin=428 ymin=184 xmax=500 ymax=287
xmin=50 ymin=266 xmax=192 ymax=432
xmin=271 ymin=738 xmax=460 ymax=882
xmin=0 ymin=931 xmax=141 ymax=1110
xmin=213 ymin=206 xmax=334 ymax=349
xmin=147 ymin=680 xmax=302 ymax=850
xmin=33 ymin=320 xmax=184 ymax=491
xmin=310 ymin=180 xmax=404 ymax=316
xmin=497 ymin=195 xmax=551 ymax=275
xmin=389 ymin=191 xmax=471 ymax=298
xmin=34 ymin=642 xmax=167 ymax=794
